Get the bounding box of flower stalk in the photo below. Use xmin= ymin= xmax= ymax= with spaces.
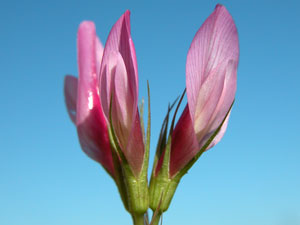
xmin=131 ymin=213 xmax=145 ymax=225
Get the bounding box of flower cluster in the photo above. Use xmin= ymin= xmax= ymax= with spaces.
xmin=64 ymin=4 xmax=239 ymax=225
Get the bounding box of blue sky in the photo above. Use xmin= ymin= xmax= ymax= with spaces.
xmin=1 ymin=0 xmax=299 ymax=224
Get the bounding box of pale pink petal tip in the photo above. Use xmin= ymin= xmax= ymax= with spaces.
xmin=125 ymin=10 xmax=131 ymax=16
xmin=215 ymin=3 xmax=223 ymax=9
xmin=79 ymin=21 xmax=95 ymax=31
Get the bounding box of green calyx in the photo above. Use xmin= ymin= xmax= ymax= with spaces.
xmin=106 ymin=82 xmax=234 ymax=223
xmin=107 ymin=82 xmax=151 ymax=216
xmin=149 ymin=91 xmax=185 ymax=213
xmin=149 ymin=135 xmax=180 ymax=212
xmin=149 ymin=96 xmax=234 ymax=213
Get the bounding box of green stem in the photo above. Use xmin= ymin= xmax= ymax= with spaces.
xmin=151 ymin=212 xmax=161 ymax=225
xmin=132 ymin=213 xmax=145 ymax=225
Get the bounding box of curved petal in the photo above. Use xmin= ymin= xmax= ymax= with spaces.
xmin=77 ymin=21 xmax=97 ymax=125
xmin=99 ymin=51 xmax=135 ymax=140
xmin=99 ymin=10 xmax=138 ymax=124
xmin=208 ymin=61 xmax=237 ymax=133
xmin=125 ymin=111 xmax=145 ymax=175
xmin=168 ymin=5 xmax=239 ymax=175
xmin=64 ymin=75 xmax=78 ymax=124
xmin=99 ymin=11 xmax=144 ymax=175
xmin=199 ymin=60 xmax=237 ymax=150
xmin=186 ymin=4 xmax=239 ymax=127
xmin=77 ymin=110 xmax=114 ymax=176
xmin=112 ymin=52 xmax=134 ymax=149
xmin=99 ymin=51 xmax=118 ymax=120
xmin=193 ymin=63 xmax=226 ymax=139
xmin=206 ymin=110 xmax=231 ymax=150
xmin=77 ymin=21 xmax=103 ymax=125
xmin=76 ymin=21 xmax=114 ymax=176
xmin=170 ymin=106 xmax=199 ymax=176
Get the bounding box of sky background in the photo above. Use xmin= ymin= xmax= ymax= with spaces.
xmin=1 ymin=0 xmax=300 ymax=224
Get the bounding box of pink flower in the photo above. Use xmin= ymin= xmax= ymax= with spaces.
xmin=162 ymin=4 xmax=239 ymax=177
xmin=64 ymin=11 xmax=144 ymax=177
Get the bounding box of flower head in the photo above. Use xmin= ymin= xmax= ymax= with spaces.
xmin=64 ymin=11 xmax=145 ymax=178
xmin=150 ymin=4 xmax=239 ymax=212
xmin=99 ymin=11 xmax=144 ymax=176
xmin=170 ymin=4 xmax=239 ymax=176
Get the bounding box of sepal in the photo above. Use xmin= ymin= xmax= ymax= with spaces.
xmin=149 ymin=91 xmax=185 ymax=212
xmin=107 ymin=85 xmax=151 ymax=215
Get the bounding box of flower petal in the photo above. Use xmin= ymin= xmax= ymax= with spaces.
xmin=77 ymin=21 xmax=98 ymax=125
xmin=186 ymin=4 xmax=239 ymax=127
xmin=64 ymin=75 xmax=78 ymax=124
xmin=99 ymin=10 xmax=138 ymax=124
xmin=208 ymin=60 xmax=237 ymax=133
xmin=124 ymin=111 xmax=145 ymax=175
xmin=77 ymin=110 xmax=114 ymax=176
xmin=207 ymin=110 xmax=231 ymax=150
xmin=99 ymin=51 xmax=118 ymax=121
xmin=168 ymin=5 xmax=239 ymax=175
xmin=199 ymin=60 xmax=237 ymax=150
xmin=112 ymin=52 xmax=134 ymax=149
xmin=76 ymin=21 xmax=114 ymax=176
xmin=170 ymin=106 xmax=199 ymax=176
xmin=193 ymin=63 xmax=226 ymax=139
xmin=99 ymin=11 xmax=144 ymax=175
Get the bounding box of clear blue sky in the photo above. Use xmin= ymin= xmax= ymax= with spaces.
xmin=1 ymin=0 xmax=299 ymax=224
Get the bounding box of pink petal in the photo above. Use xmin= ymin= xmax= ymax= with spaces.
xmin=193 ymin=63 xmax=226 ymax=139
xmin=111 ymin=54 xmax=144 ymax=175
xmin=207 ymin=60 xmax=237 ymax=133
xmin=186 ymin=4 xmax=239 ymax=127
xmin=124 ymin=111 xmax=145 ymax=175
xmin=76 ymin=21 xmax=114 ymax=176
xmin=114 ymin=58 xmax=134 ymax=126
xmin=199 ymin=60 xmax=237 ymax=150
xmin=206 ymin=110 xmax=231 ymax=150
xmin=99 ymin=51 xmax=118 ymax=120
xmin=77 ymin=109 xmax=114 ymax=176
xmin=99 ymin=11 xmax=144 ymax=175
xmin=77 ymin=21 xmax=98 ymax=125
xmin=111 ymin=52 xmax=134 ymax=149
xmin=99 ymin=10 xmax=138 ymax=123
xmin=169 ymin=106 xmax=199 ymax=176
xmin=168 ymin=5 xmax=239 ymax=175
xmin=64 ymin=75 xmax=78 ymax=124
